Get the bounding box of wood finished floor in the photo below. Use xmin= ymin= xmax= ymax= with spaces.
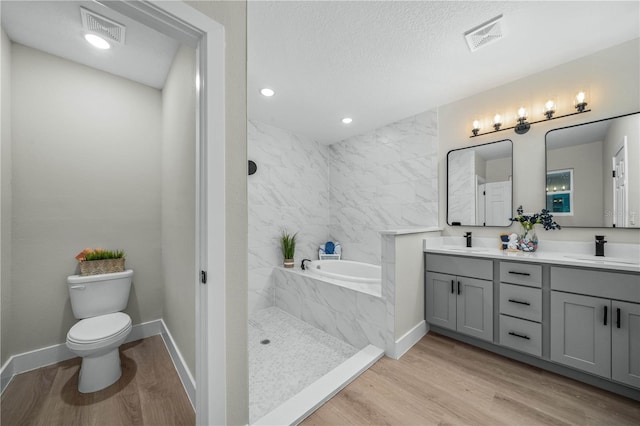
xmin=303 ymin=332 xmax=640 ymax=426
xmin=1 ymin=335 xmax=194 ymax=426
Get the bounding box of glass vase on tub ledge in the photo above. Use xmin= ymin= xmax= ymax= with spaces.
xmin=509 ymin=205 xmax=561 ymax=252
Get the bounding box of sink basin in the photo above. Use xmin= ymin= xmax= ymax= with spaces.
xmin=563 ymin=255 xmax=640 ymax=266
xmin=441 ymin=246 xmax=488 ymax=253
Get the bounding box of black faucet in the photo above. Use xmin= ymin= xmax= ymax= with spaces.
xmin=595 ymin=235 xmax=607 ymax=257
xmin=464 ymin=232 xmax=472 ymax=248
xmin=301 ymin=259 xmax=312 ymax=270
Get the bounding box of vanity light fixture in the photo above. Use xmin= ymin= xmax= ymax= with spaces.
xmin=493 ymin=114 xmax=502 ymax=131
xmin=470 ymin=94 xmax=591 ymax=138
xmin=341 ymin=117 xmax=353 ymax=124
xmin=472 ymin=120 xmax=480 ymax=136
xmin=260 ymin=88 xmax=275 ymax=97
xmin=514 ymin=107 xmax=530 ymax=134
xmin=544 ymin=100 xmax=556 ymax=119
xmin=575 ymin=91 xmax=588 ymax=112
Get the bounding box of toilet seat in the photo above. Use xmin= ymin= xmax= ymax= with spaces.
xmin=67 ymin=312 xmax=132 ymax=346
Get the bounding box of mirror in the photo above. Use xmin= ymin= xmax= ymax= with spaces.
xmin=447 ymin=140 xmax=513 ymax=227
xmin=545 ymin=112 xmax=640 ymax=228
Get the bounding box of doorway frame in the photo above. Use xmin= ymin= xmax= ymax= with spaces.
xmin=103 ymin=1 xmax=227 ymax=424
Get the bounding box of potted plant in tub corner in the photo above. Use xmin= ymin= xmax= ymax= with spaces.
xmin=280 ymin=231 xmax=297 ymax=268
xmin=75 ymin=248 xmax=126 ymax=276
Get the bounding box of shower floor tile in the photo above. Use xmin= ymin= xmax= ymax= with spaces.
xmin=249 ymin=307 xmax=359 ymax=423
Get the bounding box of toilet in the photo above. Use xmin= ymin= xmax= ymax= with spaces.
xmin=66 ymin=269 xmax=133 ymax=393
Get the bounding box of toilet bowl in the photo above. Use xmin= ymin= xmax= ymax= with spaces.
xmin=65 ymin=270 xmax=133 ymax=393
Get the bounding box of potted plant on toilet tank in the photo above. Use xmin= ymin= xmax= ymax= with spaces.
xmin=75 ymin=247 xmax=126 ymax=276
xmin=280 ymin=231 xmax=297 ymax=268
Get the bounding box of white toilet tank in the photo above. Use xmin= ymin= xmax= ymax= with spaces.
xmin=67 ymin=270 xmax=133 ymax=319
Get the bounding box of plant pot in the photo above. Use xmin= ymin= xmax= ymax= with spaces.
xmin=283 ymin=258 xmax=294 ymax=268
xmin=518 ymin=229 xmax=538 ymax=252
xmin=80 ymin=258 xmax=125 ymax=276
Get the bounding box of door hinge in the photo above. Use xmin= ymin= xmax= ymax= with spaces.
xmin=201 ymin=270 xmax=207 ymax=284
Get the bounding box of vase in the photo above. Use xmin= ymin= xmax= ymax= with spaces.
xmin=283 ymin=258 xmax=294 ymax=268
xmin=518 ymin=228 xmax=538 ymax=252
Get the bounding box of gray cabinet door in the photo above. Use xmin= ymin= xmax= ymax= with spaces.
xmin=426 ymin=272 xmax=457 ymax=331
xmin=550 ymin=292 xmax=611 ymax=378
xmin=612 ymin=301 xmax=640 ymax=388
xmin=456 ymin=277 xmax=493 ymax=341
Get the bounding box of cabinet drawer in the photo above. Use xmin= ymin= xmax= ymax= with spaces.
xmin=551 ymin=267 xmax=640 ymax=303
xmin=500 ymin=283 xmax=542 ymax=322
xmin=500 ymin=262 xmax=542 ymax=288
xmin=499 ymin=315 xmax=542 ymax=357
xmin=426 ymin=254 xmax=492 ymax=280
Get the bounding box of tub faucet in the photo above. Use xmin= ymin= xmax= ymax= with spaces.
xmin=464 ymin=232 xmax=472 ymax=248
xmin=301 ymin=259 xmax=312 ymax=270
xmin=595 ymin=235 xmax=607 ymax=257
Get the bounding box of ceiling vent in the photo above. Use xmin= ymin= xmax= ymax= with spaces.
xmin=81 ymin=7 xmax=126 ymax=45
xmin=464 ymin=14 xmax=503 ymax=52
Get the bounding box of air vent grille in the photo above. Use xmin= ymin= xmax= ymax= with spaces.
xmin=464 ymin=15 xmax=503 ymax=52
xmin=81 ymin=7 xmax=126 ymax=45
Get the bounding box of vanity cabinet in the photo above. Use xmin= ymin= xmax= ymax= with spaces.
xmin=498 ymin=262 xmax=543 ymax=357
xmin=550 ymin=267 xmax=640 ymax=389
xmin=425 ymin=255 xmax=493 ymax=342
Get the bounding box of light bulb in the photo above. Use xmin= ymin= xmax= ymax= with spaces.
xmin=341 ymin=117 xmax=353 ymax=124
xmin=517 ymin=107 xmax=527 ymax=119
xmin=545 ymin=100 xmax=555 ymax=111
xmin=576 ymin=91 xmax=586 ymax=103
xmin=473 ymin=120 xmax=480 ymax=129
xmin=494 ymin=114 xmax=502 ymax=124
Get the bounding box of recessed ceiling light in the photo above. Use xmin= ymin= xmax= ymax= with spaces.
xmin=341 ymin=117 xmax=353 ymax=124
xmin=260 ymin=88 xmax=275 ymax=97
xmin=84 ymin=33 xmax=111 ymax=50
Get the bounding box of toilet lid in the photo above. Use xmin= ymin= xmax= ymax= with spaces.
xmin=67 ymin=312 xmax=131 ymax=344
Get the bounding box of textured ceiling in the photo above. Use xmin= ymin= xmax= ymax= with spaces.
xmin=1 ymin=1 xmax=179 ymax=89
xmin=248 ymin=1 xmax=640 ymax=144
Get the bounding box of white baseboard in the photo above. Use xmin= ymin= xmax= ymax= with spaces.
xmin=0 ymin=318 xmax=195 ymax=398
xmin=390 ymin=320 xmax=428 ymax=360
xmin=159 ymin=319 xmax=195 ymax=407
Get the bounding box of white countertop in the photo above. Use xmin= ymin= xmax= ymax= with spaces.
xmin=424 ymin=237 xmax=640 ymax=273
xmin=379 ymin=226 xmax=442 ymax=235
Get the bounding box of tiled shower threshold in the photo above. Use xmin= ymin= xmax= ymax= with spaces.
xmin=253 ymin=344 xmax=383 ymax=425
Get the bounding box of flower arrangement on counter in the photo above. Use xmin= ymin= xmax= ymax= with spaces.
xmin=509 ymin=206 xmax=561 ymax=252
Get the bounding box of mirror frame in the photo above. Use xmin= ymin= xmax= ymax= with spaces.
xmin=544 ymin=111 xmax=640 ymax=228
xmin=447 ymin=139 xmax=514 ymax=227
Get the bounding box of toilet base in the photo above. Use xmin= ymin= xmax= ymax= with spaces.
xmin=77 ymin=347 xmax=122 ymax=393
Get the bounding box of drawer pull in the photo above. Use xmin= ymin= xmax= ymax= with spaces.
xmin=451 ymin=280 xmax=454 ymax=294
xmin=508 ymin=271 xmax=531 ymax=276
xmin=604 ymin=305 xmax=608 ymax=326
xmin=508 ymin=331 xmax=530 ymax=340
xmin=508 ymin=298 xmax=531 ymax=306
xmin=616 ymin=307 xmax=621 ymax=329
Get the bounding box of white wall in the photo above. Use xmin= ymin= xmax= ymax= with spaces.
xmin=186 ymin=2 xmax=249 ymax=422
xmin=161 ymin=44 xmax=196 ymax=375
xmin=439 ymin=38 xmax=640 ymax=243
xmin=247 ymin=120 xmax=330 ymax=315
xmin=1 ymin=29 xmax=12 ymax=366
xmin=329 ymin=111 xmax=439 ymax=264
xmin=9 ymin=44 xmax=163 ymax=357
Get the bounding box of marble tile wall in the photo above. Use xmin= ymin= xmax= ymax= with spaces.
xmin=274 ymin=268 xmax=387 ymax=350
xmin=248 ymin=120 xmax=331 ymax=315
xmin=329 ymin=110 xmax=439 ymax=264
